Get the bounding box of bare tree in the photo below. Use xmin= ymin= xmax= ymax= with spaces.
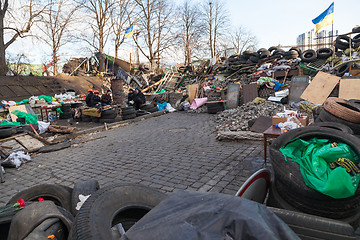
xmin=111 ymin=0 xmax=134 ymax=60
xmin=177 ymin=0 xmax=203 ymax=65
xmin=230 ymin=26 xmax=258 ymax=54
xmin=78 ymin=0 xmax=116 ymax=71
xmin=201 ymin=0 xmax=228 ymax=58
xmin=39 ymin=0 xmax=78 ymax=75
xmin=0 ymin=0 xmax=47 ymax=75
xmin=133 ymin=0 xmax=175 ymax=70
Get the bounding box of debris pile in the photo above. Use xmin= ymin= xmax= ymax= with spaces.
xmin=216 ymin=101 xmax=285 ymax=132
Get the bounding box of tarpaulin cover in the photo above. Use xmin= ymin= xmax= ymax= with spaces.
xmin=120 ymin=191 xmax=299 ymax=240
xmin=11 ymin=110 xmax=38 ymax=124
xmin=280 ymin=138 xmax=360 ymax=199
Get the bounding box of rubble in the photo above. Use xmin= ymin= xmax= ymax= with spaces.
xmin=215 ymin=101 xmax=286 ymax=132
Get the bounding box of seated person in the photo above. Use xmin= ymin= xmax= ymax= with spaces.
xmin=128 ymin=89 xmax=135 ymax=104
xmin=85 ymin=89 xmax=93 ymax=107
xmin=101 ymin=89 xmax=112 ymax=105
xmin=133 ymin=88 xmax=146 ymax=109
xmin=90 ymin=90 xmax=101 ymax=107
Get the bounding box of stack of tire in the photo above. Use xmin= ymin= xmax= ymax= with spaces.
xmin=99 ymin=108 xmax=117 ymax=123
xmin=316 ymin=97 xmax=360 ymax=135
xmin=0 ymin=181 xmax=166 ymax=239
xmin=121 ymin=106 xmax=137 ymax=120
xmin=81 ymin=114 xmax=92 ymax=122
xmin=60 ymin=103 xmax=73 ymax=119
xmin=140 ymin=103 xmax=158 ymax=113
xmin=268 ymin=126 xmax=360 ymax=228
xmin=300 ymin=48 xmax=333 ymax=63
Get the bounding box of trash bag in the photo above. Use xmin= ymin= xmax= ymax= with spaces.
xmin=280 ymin=137 xmax=360 ymax=199
xmin=157 ymin=102 xmax=167 ymax=111
xmin=1 ymin=151 xmax=31 ymax=168
xmin=120 ymin=191 xmax=299 ymax=240
xmin=11 ymin=110 xmax=38 ymax=125
xmin=38 ymin=95 xmax=55 ymax=103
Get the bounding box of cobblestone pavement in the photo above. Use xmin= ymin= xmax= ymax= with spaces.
xmin=0 ymin=112 xmax=266 ymax=205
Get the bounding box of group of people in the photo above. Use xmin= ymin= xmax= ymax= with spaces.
xmin=86 ymin=89 xmax=112 ymax=108
xmin=85 ymin=88 xmax=146 ymax=109
xmin=128 ymin=88 xmax=146 ymax=109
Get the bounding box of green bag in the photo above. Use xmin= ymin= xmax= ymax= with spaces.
xmin=11 ymin=110 xmax=38 ymax=125
xmin=280 ymin=138 xmax=360 ymax=199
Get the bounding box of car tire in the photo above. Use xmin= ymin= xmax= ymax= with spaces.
xmin=323 ymin=97 xmax=360 ymax=123
xmin=7 ymin=184 xmax=73 ymax=213
xmin=317 ymin=48 xmax=333 ymax=59
xmin=71 ymin=179 xmax=100 ymax=216
xmin=70 ymin=184 xmax=167 ymax=240
xmin=300 ymin=49 xmax=317 ymax=62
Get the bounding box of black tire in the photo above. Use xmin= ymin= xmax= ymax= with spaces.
xmin=317 ymin=48 xmax=333 ymax=59
xmin=289 ymin=47 xmax=301 ymax=55
xmin=352 ymin=34 xmax=360 ymax=43
xmin=353 ymin=26 xmax=360 ymax=33
xmin=71 ymin=179 xmax=100 ymax=216
xmin=268 ymin=207 xmax=357 ymax=240
xmin=91 ymin=117 xmax=100 ymax=123
xmin=335 ymin=42 xmax=348 ymax=50
xmin=336 ymin=63 xmax=351 ymax=77
xmin=136 ymin=110 xmax=149 ymax=117
xmin=122 ymin=109 xmax=136 ymax=115
xmin=311 ymin=122 xmax=354 ymax=134
xmin=121 ymin=107 xmax=134 ymax=111
xmin=242 ymin=50 xmax=254 ymax=56
xmin=284 ymin=51 xmax=299 ymax=59
xmin=249 ymin=56 xmax=260 ymax=63
xmin=336 ymin=35 xmax=351 ymax=47
xmin=7 ymin=184 xmax=73 ymax=212
xmin=61 ymin=104 xmax=71 ymax=112
xmin=147 ymin=107 xmax=158 ymax=113
xmin=270 ymin=128 xmax=360 ymax=218
xmin=140 ymin=104 xmax=156 ymax=111
xmin=122 ymin=113 xmax=137 ymax=120
xmin=318 ymin=109 xmax=360 ymax=135
xmin=260 ymin=50 xmax=271 ymax=59
xmin=101 ymin=110 xmax=116 ymax=119
xmin=70 ymin=184 xmax=167 ymax=239
xmin=268 ymin=46 xmax=279 ymax=53
xmin=300 ymin=49 xmax=317 ymax=62
xmin=0 ymin=126 xmax=16 ymax=139
xmin=81 ymin=115 xmax=91 ymax=122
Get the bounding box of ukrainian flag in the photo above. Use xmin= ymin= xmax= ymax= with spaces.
xmin=125 ymin=26 xmax=134 ymax=39
xmin=312 ymin=2 xmax=334 ymax=33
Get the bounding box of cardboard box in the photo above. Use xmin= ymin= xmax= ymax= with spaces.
xmin=272 ymin=115 xmax=309 ymax=127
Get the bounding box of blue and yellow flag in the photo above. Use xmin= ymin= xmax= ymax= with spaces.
xmin=125 ymin=26 xmax=134 ymax=39
xmin=312 ymin=2 xmax=334 ymax=33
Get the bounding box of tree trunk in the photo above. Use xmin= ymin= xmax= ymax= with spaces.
xmin=53 ymin=53 xmax=58 ymax=75
xmin=0 ymin=11 xmax=8 ymax=76
xmin=115 ymin=44 xmax=119 ymax=60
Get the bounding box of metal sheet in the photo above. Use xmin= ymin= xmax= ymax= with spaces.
xmin=227 ymin=84 xmax=240 ymax=109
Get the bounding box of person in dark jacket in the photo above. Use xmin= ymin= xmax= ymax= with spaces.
xmin=90 ymin=90 xmax=101 ymax=107
xmin=101 ymin=90 xmax=112 ymax=105
xmin=128 ymin=89 xmax=135 ymax=104
xmin=85 ymin=89 xmax=93 ymax=107
xmin=133 ymin=88 xmax=146 ymax=109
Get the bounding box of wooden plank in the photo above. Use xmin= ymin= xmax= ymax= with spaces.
xmin=9 ymin=105 xmax=28 ymax=122
xmin=2 ymin=139 xmax=26 ymax=153
xmin=15 ymin=134 xmax=45 ymax=152
xmin=250 ymin=116 xmax=272 ymax=133
xmin=339 ymin=79 xmax=360 ymax=100
xmin=300 ymin=71 xmax=340 ymax=105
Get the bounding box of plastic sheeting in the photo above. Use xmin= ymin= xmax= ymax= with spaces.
xmin=121 ymin=191 xmax=299 ymax=240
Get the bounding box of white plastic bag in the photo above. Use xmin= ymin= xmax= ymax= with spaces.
xmin=166 ymin=103 xmax=176 ymax=113
xmin=38 ymin=121 xmax=51 ymax=134
xmin=1 ymin=151 xmax=31 ymax=168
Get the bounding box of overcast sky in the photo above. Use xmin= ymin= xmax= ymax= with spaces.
xmin=5 ymin=0 xmax=360 ymax=66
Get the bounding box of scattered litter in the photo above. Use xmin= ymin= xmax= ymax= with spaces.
xmin=1 ymin=151 xmax=31 ymax=168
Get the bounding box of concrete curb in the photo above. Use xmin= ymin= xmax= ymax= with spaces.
xmin=52 ymin=110 xmax=167 ymax=143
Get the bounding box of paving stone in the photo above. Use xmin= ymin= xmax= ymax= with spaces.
xmin=0 ymin=112 xmax=264 ymax=205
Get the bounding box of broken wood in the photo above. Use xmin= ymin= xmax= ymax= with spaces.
xmin=0 ymin=145 xmax=13 ymax=149
xmin=15 ymin=134 xmax=45 ymax=152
